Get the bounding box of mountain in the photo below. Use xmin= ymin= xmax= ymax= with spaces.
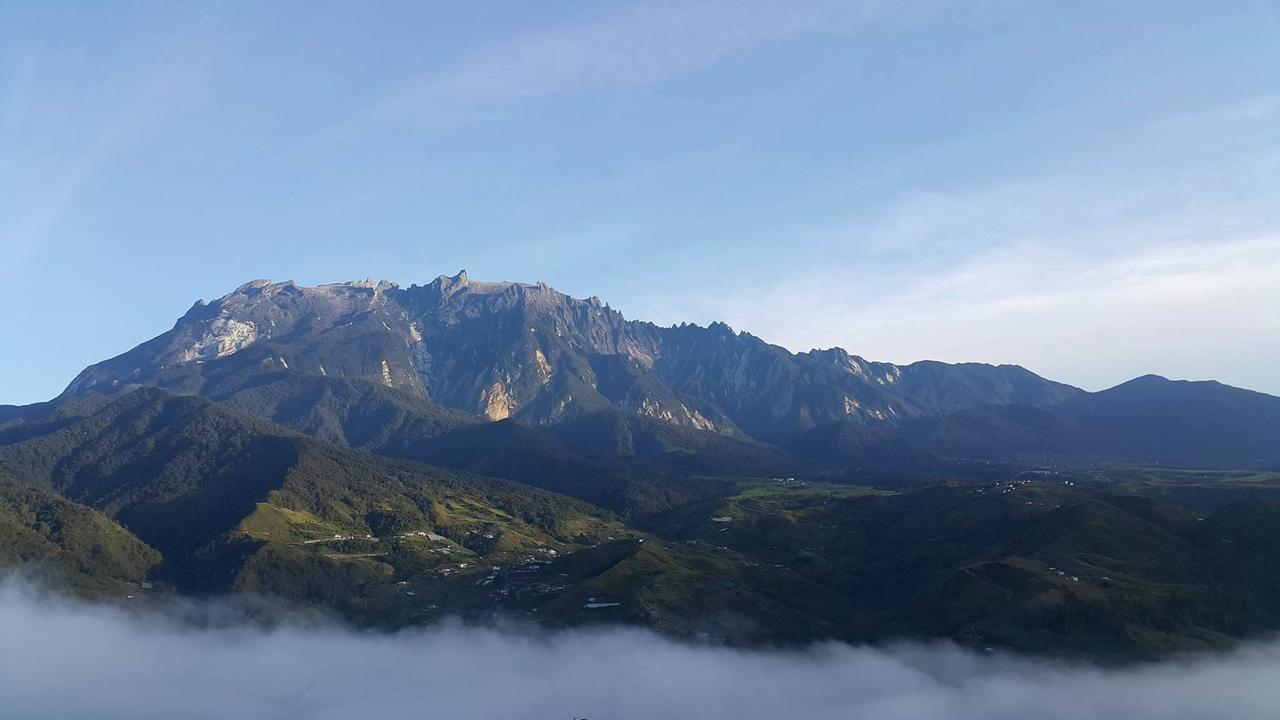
xmin=1059 ymin=375 xmax=1280 ymax=464
xmin=547 ymin=408 xmax=801 ymax=476
xmin=59 ymin=272 xmax=1083 ymax=445
xmin=51 ymin=273 xmax=1279 ymax=469
xmin=785 ymin=419 xmax=947 ymax=473
xmin=5 ymin=271 xmax=1280 ymax=659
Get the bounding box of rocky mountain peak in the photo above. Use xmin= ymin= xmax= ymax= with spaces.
xmin=322 ymin=277 xmax=398 ymax=293
xmin=707 ymin=321 xmax=736 ymax=336
xmin=60 ymin=272 xmax=1093 ymax=443
xmin=432 ymin=269 xmax=470 ymax=293
xmin=234 ymin=278 xmax=277 ymax=293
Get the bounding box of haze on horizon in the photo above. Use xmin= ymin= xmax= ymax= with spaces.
xmin=2 ymin=1 xmax=1278 ymax=405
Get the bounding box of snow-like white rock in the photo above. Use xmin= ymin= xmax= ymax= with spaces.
xmin=177 ymin=318 xmax=259 ymax=362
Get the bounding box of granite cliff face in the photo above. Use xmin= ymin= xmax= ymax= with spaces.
xmin=61 ymin=271 xmax=1083 ymax=444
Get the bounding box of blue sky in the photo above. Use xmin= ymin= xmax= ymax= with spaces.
xmin=2 ymin=1 xmax=1278 ymax=405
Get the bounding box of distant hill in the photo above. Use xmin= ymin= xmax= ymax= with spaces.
xmin=1058 ymin=375 xmax=1280 ymax=464
xmin=872 ymin=376 xmax=1280 ymax=467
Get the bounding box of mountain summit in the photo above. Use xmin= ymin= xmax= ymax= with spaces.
xmin=62 ymin=272 xmax=1084 ymax=444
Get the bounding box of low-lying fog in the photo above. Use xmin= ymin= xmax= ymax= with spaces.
xmin=0 ymin=579 xmax=1275 ymax=719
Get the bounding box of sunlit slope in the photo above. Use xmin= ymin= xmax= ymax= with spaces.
xmin=0 ymin=389 xmax=619 ymax=596
xmin=0 ymin=476 xmax=159 ymax=593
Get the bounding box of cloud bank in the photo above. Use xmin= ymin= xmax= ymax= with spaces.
xmin=1 ymin=581 xmax=1278 ymax=720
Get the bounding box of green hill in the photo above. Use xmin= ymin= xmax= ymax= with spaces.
xmin=639 ymin=479 xmax=1280 ymax=659
xmin=0 ymin=388 xmax=620 ymax=604
xmin=0 ymin=476 xmax=159 ymax=593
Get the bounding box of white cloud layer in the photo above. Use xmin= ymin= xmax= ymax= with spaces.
xmin=2 ymin=580 xmax=1280 ymax=720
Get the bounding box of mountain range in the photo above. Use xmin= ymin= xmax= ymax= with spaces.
xmin=2 ymin=272 xmax=1279 ymax=660
xmin=49 ymin=271 xmax=1280 ymax=468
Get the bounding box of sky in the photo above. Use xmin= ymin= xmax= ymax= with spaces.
xmin=2 ymin=1 xmax=1278 ymax=405
xmin=3 ymin=578 xmax=1280 ymax=720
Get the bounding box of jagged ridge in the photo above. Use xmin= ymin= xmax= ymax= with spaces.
xmin=61 ymin=271 xmax=1084 ymax=445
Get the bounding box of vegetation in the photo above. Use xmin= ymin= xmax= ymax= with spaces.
xmin=0 ymin=389 xmax=620 ymax=595
xmin=4 ymin=385 xmax=1280 ymax=661
xmin=0 ymin=476 xmax=159 ymax=593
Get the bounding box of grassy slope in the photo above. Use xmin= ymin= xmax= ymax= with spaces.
xmin=0 ymin=476 xmax=160 ymax=593
xmin=0 ymin=389 xmax=621 ymax=601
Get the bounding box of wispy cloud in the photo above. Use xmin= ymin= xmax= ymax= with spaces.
xmin=723 ymin=236 xmax=1278 ymax=389
xmin=0 ymin=17 xmax=228 ymax=280
xmin=2 ymin=579 xmax=1280 ymax=720
xmin=359 ymin=1 xmax=903 ymax=126
xmin=627 ymin=95 xmax=1280 ymax=394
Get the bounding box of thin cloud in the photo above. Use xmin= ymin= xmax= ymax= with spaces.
xmin=360 ymin=1 xmax=902 ymax=126
xmin=0 ymin=16 xmax=232 ymax=279
xmin=626 ymin=96 xmax=1280 ymax=395
xmin=1 ymin=579 xmax=1279 ymax=720
xmin=692 ymin=235 xmax=1280 ymax=394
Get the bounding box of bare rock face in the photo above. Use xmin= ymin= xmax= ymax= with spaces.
xmin=60 ymin=271 xmax=1082 ymax=442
